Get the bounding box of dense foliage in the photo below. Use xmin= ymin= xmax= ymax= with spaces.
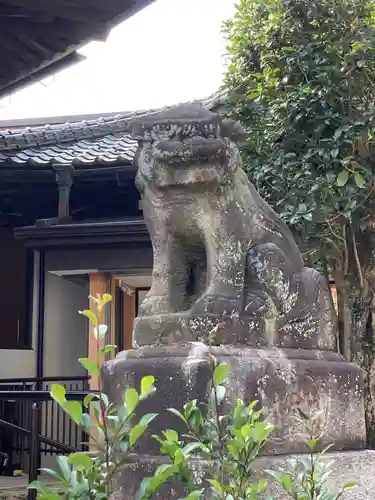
xmin=224 ymin=0 xmax=375 ymax=251
xmin=223 ymin=0 xmax=375 ymax=442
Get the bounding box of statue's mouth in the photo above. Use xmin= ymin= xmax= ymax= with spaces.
xmin=152 ymin=137 xmax=227 ymax=165
xmin=145 ymin=164 xmax=226 ymax=191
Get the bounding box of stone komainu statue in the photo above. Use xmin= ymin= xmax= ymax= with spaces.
xmin=130 ymin=104 xmax=337 ymax=349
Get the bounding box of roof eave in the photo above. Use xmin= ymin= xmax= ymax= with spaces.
xmin=0 ymin=0 xmax=156 ymax=98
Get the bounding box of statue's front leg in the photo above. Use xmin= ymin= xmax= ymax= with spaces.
xmin=192 ymin=233 xmax=247 ymax=316
xmin=138 ymin=235 xmax=188 ymax=316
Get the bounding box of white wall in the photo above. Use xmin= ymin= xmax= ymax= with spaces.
xmin=43 ymin=272 xmax=89 ymax=377
xmin=0 ymin=350 xmax=36 ymax=378
xmin=40 ymin=273 xmax=88 ymax=469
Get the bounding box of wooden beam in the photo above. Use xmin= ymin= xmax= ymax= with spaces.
xmin=0 ymin=0 xmax=108 ymax=22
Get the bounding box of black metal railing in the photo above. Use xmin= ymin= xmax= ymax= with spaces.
xmin=0 ymin=376 xmax=90 ymax=499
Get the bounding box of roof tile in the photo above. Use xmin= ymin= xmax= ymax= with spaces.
xmin=0 ymin=93 xmax=224 ymax=169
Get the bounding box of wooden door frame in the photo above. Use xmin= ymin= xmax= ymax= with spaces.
xmin=87 ymin=274 xmax=150 ymax=388
xmin=87 ymin=273 xmax=108 ymax=389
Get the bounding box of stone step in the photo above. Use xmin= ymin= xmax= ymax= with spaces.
xmin=0 ymin=474 xmax=56 ymax=500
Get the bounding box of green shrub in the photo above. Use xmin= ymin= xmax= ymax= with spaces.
xmin=28 ymin=294 xmax=158 ymax=500
xmin=138 ymin=352 xmax=272 ymax=499
xmin=267 ymin=410 xmax=356 ymax=499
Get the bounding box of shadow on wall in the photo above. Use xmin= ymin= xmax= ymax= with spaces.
xmin=43 ymin=272 xmax=89 ymax=378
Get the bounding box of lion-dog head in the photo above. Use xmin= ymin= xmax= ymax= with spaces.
xmin=130 ymin=103 xmax=246 ymax=195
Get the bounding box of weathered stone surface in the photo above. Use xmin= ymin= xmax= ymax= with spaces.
xmin=130 ymin=103 xmax=337 ymax=349
xmin=103 ymin=346 xmax=365 ymax=457
xmin=109 ymin=451 xmax=375 ymax=499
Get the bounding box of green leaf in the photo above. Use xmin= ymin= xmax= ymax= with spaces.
xmin=256 ymin=478 xmax=267 ymax=493
xmin=83 ymin=393 xmax=99 ymax=408
xmin=266 ymin=470 xmax=294 ymax=494
xmin=34 ymin=494 xmax=61 ymax=500
xmin=100 ymin=344 xmax=117 ymax=354
xmin=136 ymin=477 xmax=153 ymax=499
xmin=307 ymin=438 xmax=318 ymax=450
xmin=139 ymin=412 xmax=158 ymax=427
xmin=27 ymin=482 xmax=61 ymax=500
xmin=213 ymin=363 xmax=230 ymax=386
xmin=241 ymin=423 xmax=252 ymax=438
xmin=173 ymin=448 xmax=185 ymax=466
xmin=137 ymin=464 xmax=177 ymax=498
xmin=183 ymin=490 xmax=203 ymax=499
xmin=39 ymin=468 xmax=65 ymax=482
xmin=50 ymin=384 xmax=66 ymax=407
xmin=227 ymin=442 xmax=239 ymax=459
xmin=206 ymin=479 xmax=224 ymax=494
xmin=182 ymin=442 xmax=202 ymax=456
xmin=102 ymin=293 xmax=112 ymax=305
xmin=162 ymin=429 xmax=179 ymax=442
xmin=68 ymin=452 xmax=93 ymax=471
xmin=125 ymin=387 xmax=139 ymax=414
xmin=94 ymin=324 xmax=108 ymax=340
xmin=79 ymin=357 xmax=99 ymax=377
xmin=119 ymin=438 xmax=130 ymax=453
xmin=56 ymin=456 xmax=71 ymax=482
xmin=81 ymin=413 xmax=92 ymax=430
xmin=330 ymin=147 xmax=339 ymax=158
xmin=343 ymin=482 xmax=357 ymax=489
xmin=354 ymin=172 xmax=365 ymax=188
xmin=334 ymin=128 xmax=343 ymax=139
xmin=154 ymin=464 xmax=176 ymax=479
xmin=167 ymin=407 xmax=187 ymax=423
xmin=100 ymin=393 xmax=109 ymax=407
xmin=129 ymin=423 xmax=147 ymax=446
xmin=28 ymin=481 xmax=53 ymax=493
xmin=78 ymin=309 xmax=98 ymax=326
xmin=64 ymin=401 xmax=82 ymax=425
xmin=183 ymin=400 xmax=198 ymax=419
xmin=337 ymin=169 xmax=349 ymax=186
xmin=140 ymin=375 xmax=156 ymax=398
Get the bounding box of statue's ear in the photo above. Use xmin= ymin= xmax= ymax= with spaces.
xmin=221 ymin=119 xmax=247 ymax=144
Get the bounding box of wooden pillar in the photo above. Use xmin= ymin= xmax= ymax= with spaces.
xmin=88 ymin=275 xmax=138 ymax=382
xmin=88 ymin=273 xmax=108 ymax=390
xmin=110 ymin=278 xmax=117 ymax=348
xmin=52 ymin=164 xmax=74 ymax=218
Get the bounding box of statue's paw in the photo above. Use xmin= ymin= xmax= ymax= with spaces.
xmin=138 ymin=295 xmax=171 ymax=316
xmin=192 ymin=294 xmax=240 ymax=317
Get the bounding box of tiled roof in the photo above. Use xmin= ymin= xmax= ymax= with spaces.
xmin=0 ymin=93 xmax=224 ymax=168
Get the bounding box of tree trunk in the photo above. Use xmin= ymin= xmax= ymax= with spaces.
xmin=333 ymin=271 xmax=352 ymax=360
xmin=349 ymin=288 xmax=375 ymax=448
xmin=332 ymin=269 xmax=375 ymax=448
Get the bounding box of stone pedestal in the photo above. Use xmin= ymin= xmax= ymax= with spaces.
xmin=103 ymin=345 xmax=366 ymax=497
xmin=108 ymin=451 xmax=375 ymax=499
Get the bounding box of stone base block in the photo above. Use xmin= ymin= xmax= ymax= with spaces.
xmin=103 ymin=345 xmax=366 ymax=456
xmin=109 ymin=451 xmax=375 ymax=499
